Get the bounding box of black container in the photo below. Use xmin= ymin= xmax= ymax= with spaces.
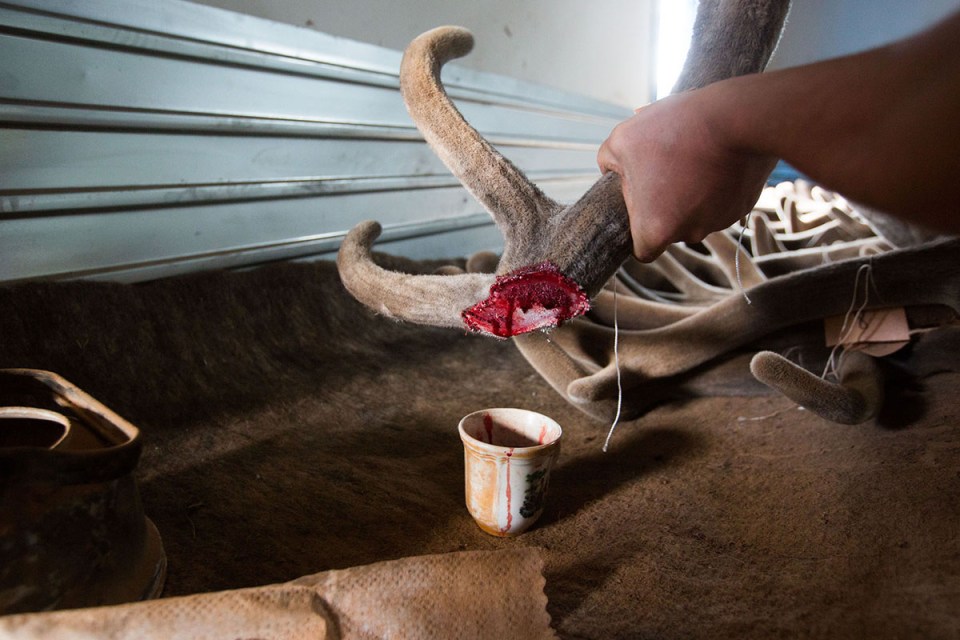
xmin=0 ymin=369 xmax=166 ymax=614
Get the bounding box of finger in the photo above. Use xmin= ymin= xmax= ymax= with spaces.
xmin=596 ymin=139 xmax=619 ymax=175
xmin=618 ymin=176 xmax=664 ymax=263
xmin=631 ymin=233 xmax=665 ymax=263
xmin=628 ymin=208 xmax=663 ymax=263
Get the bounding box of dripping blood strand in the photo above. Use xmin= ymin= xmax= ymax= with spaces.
xmin=483 ymin=413 xmax=494 ymax=444
xmin=503 ymin=449 xmax=513 ymax=534
xmin=462 ymin=262 xmax=590 ymax=338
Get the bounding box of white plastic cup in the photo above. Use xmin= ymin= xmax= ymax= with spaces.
xmin=458 ymin=408 xmax=562 ymax=537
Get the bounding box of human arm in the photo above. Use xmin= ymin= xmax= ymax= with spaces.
xmin=597 ymin=10 xmax=960 ymax=261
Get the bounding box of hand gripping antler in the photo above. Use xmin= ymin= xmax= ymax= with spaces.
xmin=338 ymin=0 xmax=792 ymax=337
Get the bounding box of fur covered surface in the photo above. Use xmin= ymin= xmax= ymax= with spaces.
xmin=2 ymin=257 xmax=959 ymax=638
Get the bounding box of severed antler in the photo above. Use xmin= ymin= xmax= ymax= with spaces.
xmin=338 ymin=0 xmax=793 ymax=338
xmin=336 ymin=2 xmax=960 ymax=427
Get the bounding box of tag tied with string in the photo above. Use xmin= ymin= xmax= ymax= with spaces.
xmin=821 ymin=262 xmax=910 ymax=381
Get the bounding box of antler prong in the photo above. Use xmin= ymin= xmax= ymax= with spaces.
xmin=337 ymin=221 xmax=494 ymax=329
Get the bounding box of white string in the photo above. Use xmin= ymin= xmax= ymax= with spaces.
xmin=735 ymin=211 xmax=754 ymax=305
xmin=602 ymin=282 xmax=623 ymax=453
xmin=737 ymin=404 xmax=803 ymax=422
xmin=821 ymin=262 xmax=874 ymax=381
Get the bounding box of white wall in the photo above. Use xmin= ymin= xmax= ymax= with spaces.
xmin=188 ymin=0 xmax=656 ymax=108
xmin=182 ymin=1 xmax=960 ymax=103
xmin=770 ymin=0 xmax=960 ymax=69
xmin=1 ymin=0 xmax=628 ymax=282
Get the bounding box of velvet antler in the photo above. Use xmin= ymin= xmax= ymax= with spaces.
xmin=334 ymin=1 xmax=960 ymax=427
xmin=337 ymin=26 xmax=628 ymax=337
xmin=338 ymin=0 xmax=793 ymax=338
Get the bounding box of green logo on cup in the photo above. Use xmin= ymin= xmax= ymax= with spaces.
xmin=520 ymin=469 xmax=548 ymax=518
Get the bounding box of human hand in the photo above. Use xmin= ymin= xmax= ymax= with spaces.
xmin=597 ymin=88 xmax=777 ymax=261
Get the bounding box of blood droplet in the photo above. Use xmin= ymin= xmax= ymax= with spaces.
xmin=503 ymin=450 xmax=513 ymax=534
xmin=462 ymin=262 xmax=590 ymax=338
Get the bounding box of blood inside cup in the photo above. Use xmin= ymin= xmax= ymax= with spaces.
xmin=462 ymin=410 xmax=561 ymax=449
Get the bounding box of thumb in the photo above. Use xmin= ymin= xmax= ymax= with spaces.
xmin=596 ymin=139 xmax=620 ymax=175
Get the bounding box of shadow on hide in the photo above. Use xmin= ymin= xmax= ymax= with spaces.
xmin=542 ymin=425 xmax=706 ymax=527
xmin=0 ymin=259 xmax=469 ymax=431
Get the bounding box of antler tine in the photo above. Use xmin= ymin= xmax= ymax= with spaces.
xmin=589 ymin=288 xmax=701 ymax=329
xmin=400 ymin=26 xmax=562 ymax=252
xmin=750 ymin=350 xmax=882 ymax=424
xmin=513 ymin=331 xmax=632 ymax=422
xmin=701 ymin=231 xmax=767 ymax=289
xmin=749 ymin=211 xmax=786 ymax=256
xmin=565 ymin=238 xmax=960 ymax=404
xmin=666 ymin=243 xmax=731 ymax=285
xmin=673 ymin=0 xmax=793 ymax=93
xmin=337 ymin=221 xmax=495 ymax=328
xmin=649 ymin=248 xmax=734 ymax=303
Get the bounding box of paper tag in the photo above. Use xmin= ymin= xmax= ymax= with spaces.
xmin=824 ymin=307 xmax=910 ymax=356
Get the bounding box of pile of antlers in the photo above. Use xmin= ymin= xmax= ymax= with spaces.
xmin=338 ymin=0 xmax=959 ymax=427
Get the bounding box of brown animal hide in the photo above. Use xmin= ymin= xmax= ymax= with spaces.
xmin=2 ymin=257 xmax=960 ymax=638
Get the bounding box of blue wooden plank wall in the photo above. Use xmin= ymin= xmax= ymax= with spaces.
xmin=0 ymin=0 xmax=629 ymax=283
